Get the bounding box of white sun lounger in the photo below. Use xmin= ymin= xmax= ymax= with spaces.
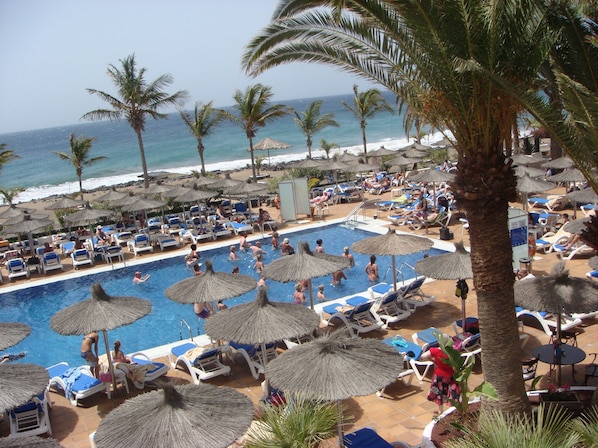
xmin=168 ymin=342 xmax=230 ymax=384
xmin=47 ymin=362 xmax=109 ymax=406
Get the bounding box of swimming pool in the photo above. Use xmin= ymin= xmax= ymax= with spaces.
xmin=0 ymin=224 xmax=445 ymax=367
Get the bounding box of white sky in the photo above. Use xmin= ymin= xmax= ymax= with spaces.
xmin=0 ymin=0 xmax=375 ymax=134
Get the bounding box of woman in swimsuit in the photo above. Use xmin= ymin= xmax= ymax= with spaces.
xmin=365 ymin=255 xmax=379 ymax=282
xmin=80 ymin=331 xmax=99 ymax=378
xmin=112 ymin=340 xmax=131 ymax=363
xmin=194 ymin=302 xmax=211 ymax=320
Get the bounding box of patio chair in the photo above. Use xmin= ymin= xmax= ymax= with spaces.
xmin=400 ymin=276 xmax=436 ymax=311
xmin=41 ymin=252 xmax=64 ymax=274
xmin=47 ymin=362 xmax=109 ymax=406
xmin=60 ymin=241 xmax=76 ymax=258
xmin=225 ymin=220 xmax=253 ymax=235
xmin=321 ymin=299 xmax=384 ymax=338
xmin=113 ymin=352 xmax=169 ymax=389
xmin=71 ymin=248 xmax=94 ymax=269
xmin=168 ymin=342 xmax=231 ymax=384
xmin=8 ymin=389 xmax=52 ymax=438
xmin=128 ymin=233 xmax=154 ymax=256
xmin=7 ymin=257 xmax=30 ymax=280
xmin=229 ymin=342 xmax=278 ymax=380
xmin=166 ymin=217 xmax=184 ymax=237
xmin=153 ymin=234 xmax=180 ymax=251
xmin=516 ymin=307 xmax=582 ymax=336
xmin=371 ymin=290 xmax=412 ymax=329
xmin=101 ymin=245 xmax=125 ymax=264
xmin=343 ymin=427 xmax=400 ymax=448
xmin=522 ymin=358 xmax=538 ymax=382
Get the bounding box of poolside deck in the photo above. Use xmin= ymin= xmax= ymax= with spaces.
xmin=1 ymin=187 xmax=596 ymax=447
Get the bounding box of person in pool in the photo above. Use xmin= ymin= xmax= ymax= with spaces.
xmin=133 ymin=271 xmax=150 ymax=283
xmin=365 ymin=255 xmax=379 ymax=282
xmin=194 ymin=302 xmax=211 ymax=320
xmin=80 ymin=331 xmax=99 ymax=378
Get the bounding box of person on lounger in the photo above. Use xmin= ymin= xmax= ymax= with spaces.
xmin=112 ymin=340 xmax=132 ymax=364
xmin=80 ymin=332 xmax=99 ymax=378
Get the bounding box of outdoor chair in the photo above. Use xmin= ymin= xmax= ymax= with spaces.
xmin=584 ymin=353 xmax=598 ymax=385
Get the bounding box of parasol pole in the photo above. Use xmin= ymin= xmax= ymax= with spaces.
xmin=101 ymin=329 xmax=118 ymax=395
xmin=336 ymin=401 xmax=344 ymax=448
xmin=392 ymin=255 xmax=397 ymax=291
xmin=307 ymin=278 xmax=315 ymax=311
xmin=556 ymin=313 xmax=562 ymax=386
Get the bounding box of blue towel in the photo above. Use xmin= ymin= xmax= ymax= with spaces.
xmin=61 ymin=367 xmax=83 ymax=399
xmin=391 ymin=338 xmax=408 ymax=348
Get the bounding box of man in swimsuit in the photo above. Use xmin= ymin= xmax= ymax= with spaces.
xmin=80 ymin=331 xmax=99 ymax=378
xmin=194 ymin=302 xmax=211 ymax=320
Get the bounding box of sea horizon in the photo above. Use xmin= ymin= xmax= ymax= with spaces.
xmin=0 ymin=91 xmax=444 ymax=204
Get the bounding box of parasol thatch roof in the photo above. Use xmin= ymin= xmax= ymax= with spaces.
xmin=541 ymin=157 xmax=574 ymax=169
xmin=172 ymin=186 xmax=215 ymax=203
xmin=516 ymin=175 xmax=555 ymax=194
xmin=514 ymin=262 xmax=598 ymax=315
xmin=139 ymin=182 xmax=173 ymax=196
xmin=415 ymin=241 xmax=472 ymax=280
xmin=287 ymin=158 xmax=326 ymax=169
xmin=0 ymin=322 xmax=31 ymax=351
xmin=224 ymin=181 xmax=269 ymax=197
xmin=513 ymin=165 xmax=546 ymax=178
xmin=0 ymin=363 xmax=49 ymax=410
xmin=50 ymin=283 xmax=152 ymax=335
xmin=95 ymin=188 xmax=129 ymax=202
xmin=117 ymin=197 xmax=166 ymax=212
xmin=252 ymin=137 xmax=290 ymax=151
xmin=205 ymin=287 xmax=320 ymax=344
xmin=566 ymin=188 xmax=598 ymax=204
xmin=0 ymin=436 xmax=62 ymax=447
xmin=546 ymin=168 xmax=586 ymax=183
xmin=563 ymin=217 xmax=592 ymax=235
xmin=44 ymin=196 xmax=86 ymax=210
xmin=407 ymin=168 xmax=455 ymax=183
xmin=352 ymin=229 xmax=432 ymax=256
xmin=266 ymin=332 xmax=403 ymax=401
xmin=367 ymin=146 xmax=397 ymax=157
xmin=94 ymin=383 xmax=253 ymax=448
xmin=165 ymin=260 xmax=257 ymax=304
xmin=64 ymin=207 xmax=113 ymax=226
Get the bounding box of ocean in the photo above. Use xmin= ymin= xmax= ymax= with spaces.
xmin=0 ymin=91 xmax=442 ymax=203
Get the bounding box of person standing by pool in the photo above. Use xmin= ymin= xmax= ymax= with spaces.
xmin=250 ymin=241 xmax=266 ymax=258
xmin=194 ymin=302 xmax=211 ymax=320
xmin=193 ymin=264 xmax=203 ymax=276
xmin=80 ymin=332 xmax=99 ymax=378
xmin=316 ymin=284 xmax=327 ymax=301
xmin=365 ymin=255 xmax=379 ymax=282
xmin=239 ymin=232 xmax=250 ymax=251
xmin=254 ymin=253 xmax=264 ymax=273
xmin=342 ymin=246 xmax=355 ymax=267
xmin=421 ymin=346 xmax=461 ymax=415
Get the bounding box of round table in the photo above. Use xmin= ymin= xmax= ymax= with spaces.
xmin=533 ymin=344 xmax=586 ymax=382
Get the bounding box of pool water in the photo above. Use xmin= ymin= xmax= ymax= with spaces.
xmin=0 ymin=224 xmax=445 ymax=367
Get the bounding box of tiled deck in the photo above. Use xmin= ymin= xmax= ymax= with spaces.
xmin=1 ymin=187 xmax=596 ymax=447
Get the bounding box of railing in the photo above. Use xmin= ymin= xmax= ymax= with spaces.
xmin=383 ymin=262 xmax=419 ymax=285
xmin=179 ymin=319 xmax=195 ymax=342
xmin=342 ymin=199 xmax=378 ymax=225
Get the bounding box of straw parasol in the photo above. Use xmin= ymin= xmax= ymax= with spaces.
xmin=407 ymin=169 xmax=455 ymax=207
xmin=172 ymin=186 xmax=214 ymax=204
xmin=351 ymin=229 xmax=433 ymax=290
xmin=542 ymin=157 xmax=574 ymax=169
xmin=2 ymin=215 xmax=54 ymax=259
xmin=415 ymin=241 xmax=473 ymax=331
xmin=95 ymin=188 xmax=129 ymax=203
xmin=208 ymin=173 xmax=243 ymax=190
xmin=64 ymin=207 xmax=113 ymax=226
xmin=0 ymin=437 xmax=62 ymax=447
xmin=511 ymin=153 xmax=544 ymax=166
xmin=251 ymin=137 xmax=291 ymax=166
xmin=94 ymin=383 xmax=253 ymax=448
xmin=514 ymin=262 xmax=598 ymax=385
xmin=205 ymin=287 xmax=320 ymax=345
xmin=50 ymin=283 xmax=152 ymax=393
xmin=0 ymin=206 xmax=34 ymax=220
xmin=165 ymin=260 xmax=257 ymax=304
xmin=0 ymin=322 xmax=31 ymax=351
xmin=566 ymin=188 xmax=598 ymax=205
xmin=513 ymin=165 xmax=546 ymax=179
xmin=0 ymin=363 xmax=49 ymax=410
xmin=262 ymin=241 xmax=349 ymax=310
xmin=44 ymin=196 xmax=86 ymax=210
xmin=367 ymin=146 xmax=397 ymax=158
xmin=287 ymin=158 xmax=326 ymax=169
xmin=516 ymin=174 xmax=555 ymax=211
xmin=563 ymin=217 xmax=592 ymax=235
xmin=266 ymin=332 xmax=403 ymax=446
xmin=138 ymin=182 xmax=173 ymax=196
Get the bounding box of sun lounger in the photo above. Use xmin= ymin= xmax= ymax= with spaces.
xmin=167 ymin=342 xmax=230 ymax=384
xmin=368 ymin=282 xmax=393 ymax=300
xmin=47 ymin=362 xmax=109 ymax=406
xmin=321 ymin=299 xmax=384 ymax=338
xmin=112 ymin=352 xmax=170 ymax=389
xmin=376 ymin=336 xmax=418 ymax=395
xmin=399 ymin=276 xmax=436 ymax=311
xmin=112 ymin=231 xmax=133 ymax=246
xmin=166 ymin=217 xmax=184 ymax=237
xmin=225 ymin=220 xmax=253 ymax=235
xmin=343 ymin=427 xmax=397 ymax=448
xmin=7 ymin=257 xmax=30 ymax=280
xmin=153 ymin=234 xmax=180 ymax=251
xmin=128 ymin=233 xmax=154 ymax=256
xmin=41 ymin=252 xmax=64 ymax=274
xmin=60 ymin=241 xmax=76 ymax=258
xmin=586 ymin=270 xmax=598 ymax=280
xmin=555 ymin=243 xmax=595 ymax=261
xmin=516 ymin=307 xmax=582 ymax=336
xmin=181 ymin=228 xmax=214 ymax=244
xmin=229 ymin=341 xmax=278 ymax=380
xmin=8 ymin=389 xmax=52 ymax=438
xmin=371 ymin=290 xmax=412 ymax=329
xmin=71 ymin=248 xmax=94 ymax=269
xmin=210 ymin=224 xmax=233 ymax=239
xmin=101 ymin=245 xmax=125 ymax=263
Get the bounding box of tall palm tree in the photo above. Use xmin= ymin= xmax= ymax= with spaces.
xmin=243 ymin=0 xmax=561 ymax=415
xmin=82 ymin=54 xmax=188 ymax=188
xmin=0 ymin=187 xmax=24 ymax=207
xmin=228 ymin=84 xmax=291 ymax=180
xmin=320 ymin=139 xmax=339 ymax=160
xmin=0 ymin=144 xmax=19 ymax=175
xmin=53 ymin=134 xmax=106 ymax=200
xmin=340 ymin=85 xmax=393 ymax=158
xmin=294 ymin=100 xmax=339 ymax=158
xmin=179 ymin=101 xmax=228 ymax=176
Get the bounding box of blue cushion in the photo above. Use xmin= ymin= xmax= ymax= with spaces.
xmin=344 ymin=428 xmax=394 ymax=448
xmin=346 ymin=296 xmax=370 ymax=307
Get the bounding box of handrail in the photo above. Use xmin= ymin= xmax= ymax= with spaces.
xmin=342 ymin=199 xmax=378 ymax=225
xmin=383 ymin=262 xmax=419 ymax=285
xmin=179 ymin=319 xmax=194 ymax=342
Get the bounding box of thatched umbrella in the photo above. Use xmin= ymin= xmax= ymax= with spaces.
xmin=172 ymin=186 xmax=214 ymax=204
xmin=511 ymin=153 xmax=544 ymax=166
xmin=138 ymin=182 xmax=173 ymax=196
xmin=95 ymin=188 xmax=129 ymax=203
xmin=64 ymin=207 xmax=112 ymax=226
xmin=415 ymin=241 xmax=473 ymax=331
xmin=0 ymin=206 xmax=34 ymax=220
xmin=224 ymin=181 xmax=270 ymax=216
xmin=351 ymin=229 xmax=433 ymax=291
xmin=208 ymin=173 xmax=243 ymax=190
xmin=0 ymin=436 xmax=61 ymax=447
xmin=516 ymin=174 xmax=555 ymax=211
xmin=50 ymin=283 xmax=152 ymax=393
xmin=251 ymin=137 xmax=291 ymax=166
xmin=513 ymin=165 xmax=546 ymax=179
xmin=165 ymin=260 xmax=256 ymax=305
xmin=287 ymin=158 xmax=326 ymax=169
xmin=542 ymin=157 xmax=574 ymax=170
xmin=566 ymin=188 xmax=598 ymax=206
xmin=94 ymin=383 xmax=253 ymax=448
xmin=336 ymin=152 xmax=360 ymax=162
xmin=407 ymin=169 xmax=456 ymax=207
xmin=44 ymin=196 xmax=86 ymax=210
xmin=515 ymin=262 xmax=598 ymax=385
xmin=563 ymin=217 xmax=592 ymax=235
xmin=262 ymin=241 xmax=349 ymax=310
xmin=266 ymin=332 xmax=403 ymax=446
xmin=0 ymin=363 xmax=49 ymax=410
xmin=0 ymin=322 xmax=30 ymax=351
xmin=205 ymin=287 xmax=320 ymax=345
xmin=2 ymin=215 xmax=54 ymax=259
xmin=367 ymin=146 xmax=397 ymax=158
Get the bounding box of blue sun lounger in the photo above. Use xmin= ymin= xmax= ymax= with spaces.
xmin=343 ymin=427 xmax=396 ymax=448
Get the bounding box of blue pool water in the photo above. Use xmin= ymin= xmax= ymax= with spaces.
xmin=0 ymin=225 xmax=444 ymax=367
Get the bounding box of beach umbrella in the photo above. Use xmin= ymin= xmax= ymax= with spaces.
xmin=64 ymin=207 xmax=114 ymax=248
xmin=563 ymin=216 xmax=592 ymax=235
xmin=265 ymin=332 xmax=403 ymax=446
xmin=542 ymin=157 xmax=575 ymax=170
xmin=94 ymin=383 xmax=253 ymax=448
xmin=566 ymin=188 xmax=598 ymax=205
xmin=0 ymin=206 xmax=35 ymax=220
xmin=511 ymin=153 xmax=545 ymax=166
xmin=0 ymin=363 xmax=49 ymax=410
xmin=44 ymin=196 xmax=85 ymax=210
xmin=351 ymin=229 xmax=433 ymax=291
xmin=407 ymin=169 xmax=456 ymax=207
xmin=516 ymin=174 xmax=555 ymax=211
xmin=0 ymin=436 xmax=62 ymax=448
xmin=138 ymin=182 xmax=173 ymax=196
xmin=0 ymin=322 xmax=31 ymax=351
xmin=192 ymin=176 xmax=217 ymax=187
xmin=208 ymin=173 xmax=243 ymax=190
xmin=165 ymin=260 xmax=256 ymax=304
xmin=95 ymin=188 xmax=129 ymax=203
xmin=2 ymin=215 xmax=54 ymax=259
xmin=367 ymin=146 xmax=397 ymax=158
xmin=50 ymin=283 xmax=152 ymax=394
xmin=250 ymin=137 xmax=290 ymax=166
xmin=343 ymin=160 xmax=380 ymax=173
xmin=224 ymin=181 xmax=270 ymax=216
xmin=287 ymin=158 xmax=326 ymax=169
xmin=514 ymin=262 xmax=598 ymax=385
xmin=262 ymin=241 xmax=349 ymax=310
xmin=546 ymin=167 xmax=586 ymax=184
xmin=387 ymin=154 xmax=422 ymax=167
xmin=336 ymin=152 xmax=360 ymax=163
xmin=415 ymin=241 xmax=473 ymax=331
xmin=513 ymin=165 xmax=546 ymax=179
xmin=172 ymin=186 xmax=215 ymax=204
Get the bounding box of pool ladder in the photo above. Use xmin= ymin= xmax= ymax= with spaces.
xmin=179 ymin=319 xmax=196 ymax=342
xmin=383 ymin=262 xmax=418 ymax=286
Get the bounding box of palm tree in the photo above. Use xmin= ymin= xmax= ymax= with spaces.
xmin=82 ymin=54 xmax=188 ymax=188
xmin=0 ymin=144 xmax=19 ymax=175
xmin=179 ymin=101 xmax=228 ymax=176
xmin=228 ymin=84 xmax=292 ymax=180
xmin=320 ymin=139 xmax=339 ymax=160
xmin=0 ymin=187 xmax=24 ymax=207
xmin=53 ymin=134 xmax=106 ymax=200
xmin=294 ymin=100 xmax=339 ymax=158
xmin=340 ymin=85 xmax=393 ymax=158
xmin=243 ymin=0 xmax=561 ymax=415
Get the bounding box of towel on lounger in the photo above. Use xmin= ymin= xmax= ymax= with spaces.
xmin=115 ymin=362 xmax=156 ymax=389
xmin=183 ymin=346 xmax=218 ymax=362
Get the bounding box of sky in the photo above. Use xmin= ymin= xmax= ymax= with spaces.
xmin=0 ymin=0 xmax=376 ymax=134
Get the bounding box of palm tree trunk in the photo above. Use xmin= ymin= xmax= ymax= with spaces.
xmin=307 ymin=135 xmax=312 ymax=159
xmin=249 ymin=137 xmax=257 ymax=180
xmin=198 ymin=143 xmax=206 ymax=176
xmin=77 ymin=175 xmax=84 ymax=200
xmin=136 ymin=129 xmax=150 ymax=188
xmin=361 ymin=123 xmax=368 ymax=158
